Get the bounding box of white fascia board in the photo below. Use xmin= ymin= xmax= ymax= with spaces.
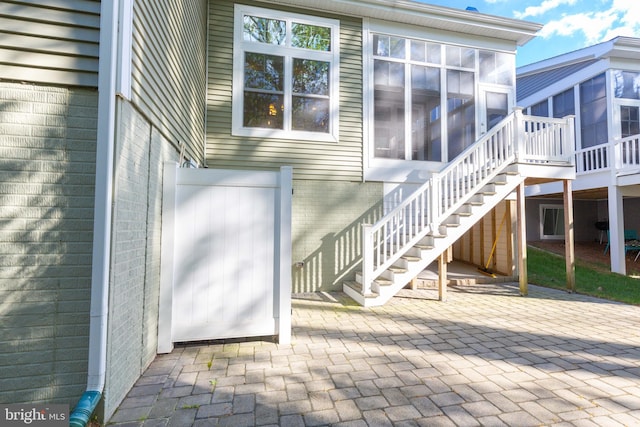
xmin=260 ymin=0 xmax=541 ymax=46
xmin=517 ymin=38 xmax=616 ymax=77
xmin=368 ymin=18 xmax=516 ymax=52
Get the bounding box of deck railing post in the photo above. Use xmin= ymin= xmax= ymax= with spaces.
xmin=564 ymin=115 xmax=575 ymax=164
xmin=513 ymin=107 xmax=525 ymax=162
xmin=429 ymin=176 xmax=439 ymax=234
xmin=362 ymin=224 xmax=373 ymax=296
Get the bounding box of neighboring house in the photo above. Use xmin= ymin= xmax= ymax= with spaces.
xmin=0 ymin=0 xmax=576 ymax=425
xmin=517 ymin=37 xmax=640 ymax=275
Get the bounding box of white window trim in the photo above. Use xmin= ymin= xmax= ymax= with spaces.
xmin=232 ymin=4 xmax=340 ymax=142
xmin=363 ymin=19 xmax=516 ymax=183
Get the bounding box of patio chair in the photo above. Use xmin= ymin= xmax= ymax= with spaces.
xmin=603 ymin=230 xmax=640 ymax=261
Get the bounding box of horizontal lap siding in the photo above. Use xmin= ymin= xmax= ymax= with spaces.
xmin=131 ymin=0 xmax=208 ymax=164
xmin=206 ymin=0 xmax=363 ymax=181
xmin=0 ymin=1 xmax=100 ymax=87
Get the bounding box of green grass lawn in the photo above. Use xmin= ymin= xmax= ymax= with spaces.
xmin=528 ymin=246 xmax=640 ymax=305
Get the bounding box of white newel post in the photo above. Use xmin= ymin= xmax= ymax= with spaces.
xmin=362 ymin=224 xmax=373 ymax=296
xmin=513 ymin=107 xmax=525 ymax=162
xmin=613 ymin=139 xmax=623 ymax=170
xmin=429 ymin=176 xmax=439 ymax=234
xmin=565 ymin=115 xmax=576 ymax=163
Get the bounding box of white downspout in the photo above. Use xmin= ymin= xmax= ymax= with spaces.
xmin=69 ymin=0 xmax=119 ymax=425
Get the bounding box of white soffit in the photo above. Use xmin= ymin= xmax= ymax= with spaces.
xmin=262 ymin=0 xmax=542 ymax=46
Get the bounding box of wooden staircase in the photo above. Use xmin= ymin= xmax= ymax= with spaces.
xmin=344 ymin=167 xmax=523 ymax=305
xmin=344 ymin=109 xmax=575 ymax=306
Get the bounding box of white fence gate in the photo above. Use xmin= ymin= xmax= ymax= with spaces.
xmin=158 ymin=163 xmax=292 ymax=353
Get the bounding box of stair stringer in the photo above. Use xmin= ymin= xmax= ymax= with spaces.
xmin=343 ymin=171 xmax=525 ymax=307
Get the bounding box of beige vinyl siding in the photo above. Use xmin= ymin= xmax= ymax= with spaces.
xmin=206 ymin=0 xmax=363 ymax=181
xmin=0 ymin=0 xmax=100 ymax=87
xmin=131 ymin=0 xmax=208 ymax=164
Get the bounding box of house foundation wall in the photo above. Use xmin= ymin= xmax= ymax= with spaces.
xmin=0 ymin=81 xmax=97 ymax=404
xmin=526 ymin=198 xmax=600 ymax=242
xmin=291 ymin=180 xmax=383 ymax=293
xmin=103 ymin=99 xmax=179 ymax=419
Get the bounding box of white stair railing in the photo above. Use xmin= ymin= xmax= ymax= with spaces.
xmin=574 ymin=133 xmax=640 ymax=176
xmin=616 ymin=134 xmax=640 ymax=171
xmin=360 ymin=110 xmax=575 ymax=297
xmin=575 ymin=145 xmax=610 ymax=174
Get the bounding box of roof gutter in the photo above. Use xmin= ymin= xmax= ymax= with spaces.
xmin=264 ymin=0 xmax=542 ymax=45
xmin=69 ymin=0 xmax=120 ymax=425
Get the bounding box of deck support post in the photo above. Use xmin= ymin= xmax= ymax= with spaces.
xmin=608 ymin=185 xmax=625 ymax=275
xmin=563 ymin=180 xmax=575 ymax=292
xmin=438 ymin=252 xmax=447 ymax=302
xmin=517 ymin=182 xmax=528 ymax=296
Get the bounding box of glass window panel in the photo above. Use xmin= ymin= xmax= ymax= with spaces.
xmin=494 ymin=52 xmax=512 ymax=85
xmin=446 ymin=46 xmax=475 ymax=68
xmin=373 ymin=34 xmax=389 ymax=56
xmin=244 ymin=53 xmax=283 ymax=91
xmin=446 ymin=45 xmax=461 ymax=67
xmin=447 ymin=70 xmax=475 ymax=158
xmin=292 ymin=59 xmax=329 ymax=95
xmin=553 ymin=88 xmax=574 ymax=118
xmin=374 ymin=59 xmax=405 ymax=159
xmin=479 ymin=51 xmax=513 ymax=85
xmin=243 ymin=92 xmax=284 ymax=129
xmin=412 ymin=65 xmax=441 ymax=161
xmin=486 ymin=92 xmax=508 ymax=129
xmin=460 ymin=71 xmax=474 ymax=96
xmin=427 ymin=43 xmax=441 ymax=64
xmin=411 ymin=65 xmax=439 ymax=91
xmin=243 ymin=15 xmax=286 ymax=44
xmin=542 ymin=206 xmax=564 ymax=238
xmin=291 ymin=23 xmax=331 ymax=51
xmin=292 ymin=97 xmax=329 ymax=132
xmin=389 ymin=62 xmax=404 ymax=87
xmin=580 ymin=74 xmax=607 ymax=148
xmin=614 ymin=71 xmax=640 ymax=99
xmin=479 ymin=51 xmax=492 ymax=83
xmin=621 ymin=106 xmax=639 ymax=138
xmin=390 ymin=37 xmax=406 ymax=59
xmin=462 ymin=48 xmax=475 ymax=68
xmin=530 ymin=100 xmax=549 ymax=117
xmin=411 ymin=40 xmax=425 ymax=62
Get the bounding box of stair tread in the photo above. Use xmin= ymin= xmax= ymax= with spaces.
xmin=414 ymin=244 xmax=434 ymax=250
xmin=344 ymin=281 xmax=379 ymax=297
xmin=401 ymin=255 xmax=421 ymax=262
xmin=388 ymin=266 xmax=407 ymax=273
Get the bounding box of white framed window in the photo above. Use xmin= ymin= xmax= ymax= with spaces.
xmin=366 ymin=28 xmax=515 ymax=168
xmin=232 ymin=5 xmax=340 ymax=142
xmin=539 ymin=204 xmax=564 ymax=240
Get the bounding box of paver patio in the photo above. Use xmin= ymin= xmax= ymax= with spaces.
xmin=108 ymin=283 xmax=640 ymax=426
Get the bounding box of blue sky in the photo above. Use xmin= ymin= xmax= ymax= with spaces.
xmin=420 ymin=0 xmax=640 ymax=67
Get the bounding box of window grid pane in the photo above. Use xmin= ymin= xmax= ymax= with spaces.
xmin=291 ymin=23 xmax=331 ymax=51
xmin=243 ymin=15 xmax=285 ymax=45
xmin=236 ymin=7 xmax=337 ymax=137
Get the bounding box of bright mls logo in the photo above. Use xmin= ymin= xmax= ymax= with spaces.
xmin=1 ymin=405 xmax=68 ymax=426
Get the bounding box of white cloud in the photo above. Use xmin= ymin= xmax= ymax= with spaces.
xmin=538 ymin=11 xmax=618 ymax=43
xmin=514 ymin=0 xmax=578 ymax=19
xmin=538 ymin=0 xmax=640 ymax=45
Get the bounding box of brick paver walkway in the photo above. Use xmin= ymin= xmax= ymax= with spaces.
xmin=108 ymin=284 xmax=640 ymax=426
